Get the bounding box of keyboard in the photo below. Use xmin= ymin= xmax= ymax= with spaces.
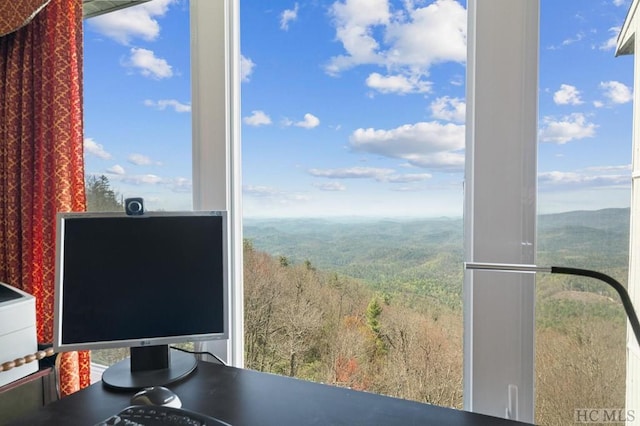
xmin=95 ymin=405 xmax=232 ymax=426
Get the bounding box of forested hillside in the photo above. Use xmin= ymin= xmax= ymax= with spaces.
xmin=244 ymin=208 xmax=630 ymax=425
xmin=243 ymin=240 xmax=463 ymax=407
xmin=245 ymin=217 xmax=464 ymax=308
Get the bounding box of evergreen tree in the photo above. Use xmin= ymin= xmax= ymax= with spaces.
xmin=366 ymin=297 xmax=387 ymax=356
xmin=366 ymin=297 xmax=383 ymax=335
xmin=304 ymin=259 xmax=316 ymax=271
xmin=85 ymin=175 xmax=124 ymax=212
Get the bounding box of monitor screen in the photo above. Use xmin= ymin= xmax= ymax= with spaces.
xmin=53 ymin=210 xmax=228 ymax=389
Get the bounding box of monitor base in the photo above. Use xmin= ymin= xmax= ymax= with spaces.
xmin=102 ymin=347 xmax=197 ymax=390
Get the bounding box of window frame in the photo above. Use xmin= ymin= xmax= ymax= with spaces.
xmin=190 ymin=0 xmax=243 ymax=367
xmin=191 ymin=0 xmax=540 ymax=420
xmin=464 ymin=1 xmax=538 ymax=422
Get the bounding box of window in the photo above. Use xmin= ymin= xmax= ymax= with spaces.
xmin=535 ymin=1 xmax=632 ymax=423
xmin=237 ymin=0 xmax=467 ymax=409
xmin=83 ymin=0 xmax=192 ymax=374
xmin=83 ymin=1 xmax=192 ymax=212
xmin=83 ymin=0 xmax=634 ymax=420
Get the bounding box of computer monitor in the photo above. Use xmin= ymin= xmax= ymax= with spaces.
xmin=53 ymin=211 xmax=228 ymax=390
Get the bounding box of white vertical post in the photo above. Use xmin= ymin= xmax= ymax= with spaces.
xmin=627 ymin=14 xmax=640 ymax=421
xmin=464 ymin=0 xmax=539 ymax=422
xmin=190 ymin=0 xmax=244 ymax=367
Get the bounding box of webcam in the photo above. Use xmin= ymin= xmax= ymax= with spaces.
xmin=125 ymin=197 xmax=144 ymax=216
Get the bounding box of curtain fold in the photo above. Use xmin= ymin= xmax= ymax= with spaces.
xmin=0 ymin=0 xmax=51 ymax=37
xmin=0 ymin=0 xmax=89 ymax=394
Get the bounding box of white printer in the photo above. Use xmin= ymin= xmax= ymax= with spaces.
xmin=0 ymin=282 xmax=38 ymax=387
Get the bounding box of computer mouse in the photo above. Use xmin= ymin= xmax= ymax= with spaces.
xmin=131 ymin=386 xmax=182 ymax=408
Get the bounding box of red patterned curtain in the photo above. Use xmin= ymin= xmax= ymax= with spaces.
xmin=0 ymin=0 xmax=51 ymax=37
xmin=0 ymin=0 xmax=89 ymax=395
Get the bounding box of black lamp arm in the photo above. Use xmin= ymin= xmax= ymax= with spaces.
xmin=550 ymin=266 xmax=640 ymax=348
xmin=465 ymin=262 xmax=640 ymax=347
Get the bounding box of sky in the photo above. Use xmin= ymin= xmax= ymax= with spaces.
xmin=82 ymin=0 xmax=635 ymax=218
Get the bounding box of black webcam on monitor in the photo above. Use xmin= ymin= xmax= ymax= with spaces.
xmin=125 ymin=197 xmax=144 ymax=216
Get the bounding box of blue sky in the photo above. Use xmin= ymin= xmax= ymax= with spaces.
xmin=82 ymin=0 xmax=634 ymax=218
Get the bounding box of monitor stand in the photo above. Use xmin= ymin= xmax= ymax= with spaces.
xmin=101 ymin=345 xmax=197 ymax=390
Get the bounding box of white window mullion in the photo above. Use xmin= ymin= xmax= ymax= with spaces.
xmin=464 ymin=0 xmax=539 ymax=422
xmin=190 ymin=0 xmax=244 ymax=367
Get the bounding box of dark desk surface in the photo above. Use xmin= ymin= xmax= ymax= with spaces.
xmin=8 ymin=361 xmax=531 ymax=425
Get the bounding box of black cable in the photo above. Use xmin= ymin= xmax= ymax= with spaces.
xmin=169 ymin=346 xmax=227 ymax=365
xmin=551 ymin=266 xmax=640 ymax=347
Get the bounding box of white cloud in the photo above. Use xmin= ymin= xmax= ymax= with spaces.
xmin=294 ymin=113 xmax=320 ymax=129
xmin=134 ymin=176 xmax=191 ymax=193
xmin=385 ymin=0 xmax=467 ymax=67
xmin=243 ymin=185 xmax=312 ymax=203
xmin=327 ymin=0 xmax=466 ymax=82
xmin=244 ymin=110 xmax=272 ymax=126
xmin=366 ymin=72 xmax=431 ymax=94
xmin=123 ymin=174 xmax=165 ymax=185
xmin=561 ymin=32 xmax=585 ymax=47
xmin=100 ymin=168 xmax=192 ymax=195
xmin=613 ymin=0 xmax=626 ymax=7
xmin=600 ymin=26 xmax=621 ymax=51
xmin=326 ymin=0 xmax=390 ymax=75
xmin=539 ymin=113 xmax=597 ymax=144
xmin=585 ymin=164 xmax=631 ymax=173
xmin=107 ymin=164 xmax=125 ymax=175
xmin=600 ymin=80 xmax=633 ymax=104
xmin=241 ymin=55 xmax=255 ymax=82
xmin=244 ymin=185 xmax=280 ymax=197
xmin=280 ymin=3 xmax=299 ymax=30
xmin=390 ymin=185 xmax=424 ymax=192
xmin=128 ymin=153 xmax=161 ymax=166
xmin=127 ymin=48 xmax=173 ymax=79
xmin=386 ymin=173 xmax=432 ymax=183
xmin=553 ymin=84 xmax=583 ymax=105
xmin=169 ymin=177 xmax=192 ymax=193
xmin=308 ymin=167 xmax=432 ymax=184
xmin=144 ymin=99 xmax=191 ymax=112
xmin=314 ymin=182 xmax=347 ymax=191
xmin=539 ymin=169 xmax=630 ymax=189
xmin=450 ymin=75 xmax=464 ymax=86
xmin=539 ymin=171 xmax=583 ymax=185
xmin=87 ymin=0 xmax=174 ymax=45
xmin=84 ymin=138 xmax=112 ymax=160
xmin=349 ymin=121 xmax=465 ymax=170
xmin=308 ymin=167 xmax=395 ymax=180
xmin=547 ymin=35 xmax=581 ymax=51
xmin=430 ymin=96 xmax=465 ymax=122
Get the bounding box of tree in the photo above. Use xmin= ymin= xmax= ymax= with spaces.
xmin=243 ymin=245 xmax=282 ymax=372
xmin=278 ymin=263 xmax=323 ymax=377
xmin=365 ymin=297 xmax=387 ymax=358
xmin=366 ymin=297 xmax=383 ymax=335
xmin=85 ymin=175 xmax=124 ymax=212
xmin=304 ymin=259 xmax=316 ymax=272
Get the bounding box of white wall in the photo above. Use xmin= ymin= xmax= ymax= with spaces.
xmin=627 ymin=17 xmax=640 ymax=421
